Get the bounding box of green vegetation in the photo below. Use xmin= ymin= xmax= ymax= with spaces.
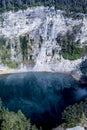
xmin=59 ymin=43 xmax=85 ymax=60
xmin=0 ymin=98 xmax=38 ymax=130
xmin=20 ymin=35 xmax=29 ymax=62
xmin=0 ymin=37 xmax=6 ymax=46
xmin=0 ymin=46 xmax=18 ymax=68
xmin=0 ymin=2 xmax=45 ymax=13
xmin=0 ymin=98 xmax=87 ymax=130
xmin=56 ymin=30 xmax=87 ymax=60
xmin=0 ymin=0 xmax=87 ymax=13
xmin=0 ymin=35 xmax=35 ymax=68
xmin=1 ymin=49 xmax=11 ymax=62
xmin=7 ymin=61 xmax=18 ymax=68
xmin=62 ymin=99 xmax=87 ymax=128
xmin=0 ymin=37 xmax=18 ymax=68
xmin=20 ymin=34 xmax=35 ymax=64
xmin=0 ymin=17 xmax=4 ymax=22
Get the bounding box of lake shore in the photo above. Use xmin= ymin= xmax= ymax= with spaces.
xmin=0 ymin=68 xmax=29 ymax=75
xmin=0 ymin=68 xmax=81 ymax=80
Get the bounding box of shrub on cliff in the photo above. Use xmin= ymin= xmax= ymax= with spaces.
xmin=56 ymin=30 xmax=86 ymax=60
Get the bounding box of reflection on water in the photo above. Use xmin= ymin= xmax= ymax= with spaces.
xmin=0 ymin=72 xmax=87 ymax=129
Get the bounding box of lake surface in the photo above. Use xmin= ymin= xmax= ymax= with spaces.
xmin=0 ymin=72 xmax=87 ymax=130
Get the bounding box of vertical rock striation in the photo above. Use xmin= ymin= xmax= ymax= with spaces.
xmin=0 ymin=6 xmax=87 ymax=72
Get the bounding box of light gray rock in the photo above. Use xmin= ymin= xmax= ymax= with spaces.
xmin=67 ymin=126 xmax=85 ymax=130
xmin=0 ymin=6 xmax=87 ymax=72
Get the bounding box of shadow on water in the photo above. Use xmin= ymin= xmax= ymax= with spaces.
xmin=0 ymin=72 xmax=87 ymax=130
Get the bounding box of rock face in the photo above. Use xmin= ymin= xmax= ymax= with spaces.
xmin=53 ymin=126 xmax=85 ymax=130
xmin=0 ymin=6 xmax=87 ymax=72
xmin=66 ymin=126 xmax=85 ymax=130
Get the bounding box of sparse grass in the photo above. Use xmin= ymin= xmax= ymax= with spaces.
xmin=7 ymin=62 xmax=18 ymax=68
xmin=60 ymin=47 xmax=85 ymax=60
xmin=0 ymin=17 xmax=4 ymax=22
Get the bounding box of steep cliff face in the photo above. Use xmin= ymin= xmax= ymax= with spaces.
xmin=0 ymin=6 xmax=87 ymax=72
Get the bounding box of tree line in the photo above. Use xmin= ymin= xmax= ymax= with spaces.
xmin=0 ymin=0 xmax=87 ymax=13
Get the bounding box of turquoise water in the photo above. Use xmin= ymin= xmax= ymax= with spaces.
xmin=0 ymin=72 xmax=87 ymax=129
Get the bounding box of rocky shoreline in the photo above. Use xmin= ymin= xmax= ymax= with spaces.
xmin=0 ymin=67 xmax=87 ymax=86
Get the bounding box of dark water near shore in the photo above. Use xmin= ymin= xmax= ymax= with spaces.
xmin=0 ymin=72 xmax=87 ymax=130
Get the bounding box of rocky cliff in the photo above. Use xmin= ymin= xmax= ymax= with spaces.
xmin=0 ymin=6 xmax=87 ymax=73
